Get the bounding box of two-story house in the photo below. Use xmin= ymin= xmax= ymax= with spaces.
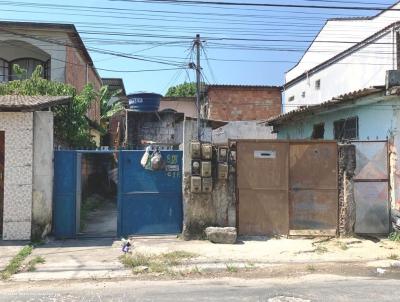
xmin=267 ymin=1 xmax=400 ymax=220
xmin=283 ymin=1 xmax=400 ymax=112
xmin=0 ymin=21 xmax=102 ymax=145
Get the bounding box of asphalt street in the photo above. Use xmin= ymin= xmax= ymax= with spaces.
xmin=0 ymin=275 xmax=398 ymax=302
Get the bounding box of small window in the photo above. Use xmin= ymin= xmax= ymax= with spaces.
xmin=315 ymin=79 xmax=321 ymax=90
xmin=0 ymin=59 xmax=8 ymax=83
xmin=312 ymin=123 xmax=325 ymax=139
xmin=301 ymin=91 xmax=306 ymax=98
xmin=334 ymin=116 xmax=358 ymax=140
xmin=288 ymin=96 xmax=295 ymax=102
xmin=9 ymin=58 xmax=49 ymax=81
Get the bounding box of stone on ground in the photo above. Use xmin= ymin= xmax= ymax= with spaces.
xmin=205 ymin=227 xmax=237 ymax=244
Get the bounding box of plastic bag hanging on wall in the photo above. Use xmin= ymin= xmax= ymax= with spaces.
xmin=141 ymin=146 xmax=151 ymax=168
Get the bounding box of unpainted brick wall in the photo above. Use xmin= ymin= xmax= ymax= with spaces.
xmin=206 ymin=87 xmax=281 ymax=121
xmin=65 ymin=46 xmax=101 ymax=124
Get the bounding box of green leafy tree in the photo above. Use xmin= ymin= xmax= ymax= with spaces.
xmin=0 ymin=65 xmax=97 ymax=147
xmin=99 ymin=85 xmax=125 ymax=131
xmin=165 ymin=82 xmax=197 ymax=97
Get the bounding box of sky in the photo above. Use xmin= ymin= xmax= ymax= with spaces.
xmin=0 ymin=0 xmax=391 ymax=95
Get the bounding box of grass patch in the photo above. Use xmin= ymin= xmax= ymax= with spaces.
xmin=120 ymin=250 xmax=199 ymax=274
xmin=337 ymin=242 xmax=349 ymax=250
xmin=306 ymin=264 xmax=316 ymax=272
xmin=314 ymin=245 xmax=328 ymax=254
xmin=388 ymin=254 xmax=399 ymax=260
xmin=26 ymin=256 xmax=46 ymax=272
xmin=389 ymin=232 xmax=400 ymax=242
xmin=226 ymin=264 xmax=238 ymax=273
xmin=162 ymin=251 xmax=198 ymax=265
xmin=1 ymin=245 xmax=33 ymax=280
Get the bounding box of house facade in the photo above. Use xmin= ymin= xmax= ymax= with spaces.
xmin=284 ymin=1 xmax=400 ymax=112
xmin=0 ymin=21 xmax=102 ymax=145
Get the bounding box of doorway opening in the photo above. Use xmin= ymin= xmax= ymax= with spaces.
xmin=78 ymin=152 xmax=118 ymax=237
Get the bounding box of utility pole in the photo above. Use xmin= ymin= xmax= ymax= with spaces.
xmin=195 ymin=34 xmax=201 ymax=140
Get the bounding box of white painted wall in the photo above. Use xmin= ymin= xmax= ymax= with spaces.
xmin=284 ymin=2 xmax=400 ymax=112
xmin=212 ymin=121 xmax=276 ymax=144
xmin=0 ymin=29 xmax=68 ymax=82
xmin=287 ymin=2 xmax=400 ymax=82
xmin=284 ymin=31 xmax=394 ymax=112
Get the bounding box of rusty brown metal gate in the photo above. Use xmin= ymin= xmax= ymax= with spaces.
xmin=236 ymin=140 xmax=338 ymax=236
xmin=353 ymin=141 xmax=390 ymax=234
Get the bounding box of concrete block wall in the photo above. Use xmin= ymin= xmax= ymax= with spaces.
xmin=338 ymin=144 xmax=356 ymax=236
xmin=206 ymin=87 xmax=282 ymax=121
xmin=1 ymin=112 xmax=34 ymax=240
xmin=32 ymin=112 xmax=53 ymax=240
xmin=182 ymin=118 xmax=236 ymax=239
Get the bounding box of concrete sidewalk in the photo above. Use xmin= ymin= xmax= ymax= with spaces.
xmin=1 ymin=236 xmax=399 ymax=282
xmin=0 ymin=241 xmax=26 ymax=271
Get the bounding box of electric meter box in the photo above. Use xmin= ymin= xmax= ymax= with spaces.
xmin=201 ymin=143 xmax=212 ymax=160
xmin=218 ymin=147 xmax=228 ymax=162
xmin=191 ymin=176 xmax=202 ymax=193
xmin=190 ymin=141 xmax=201 ymax=159
xmin=218 ymin=163 xmax=228 ymax=179
xmin=201 ymin=161 xmax=212 ymax=178
xmin=191 ymin=159 xmax=201 ymax=176
xmin=202 ymin=177 xmax=213 ymax=193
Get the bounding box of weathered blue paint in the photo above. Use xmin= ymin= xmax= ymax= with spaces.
xmin=53 ymin=151 xmax=77 ymax=238
xmin=117 ymin=150 xmax=183 ymax=236
xmin=277 ymin=97 xmax=400 ymax=140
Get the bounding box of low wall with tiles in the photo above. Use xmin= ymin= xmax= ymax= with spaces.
xmin=1 ymin=112 xmax=33 ymax=240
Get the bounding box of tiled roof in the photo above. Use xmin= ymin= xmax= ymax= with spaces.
xmin=327 ymin=16 xmax=372 ymax=21
xmin=266 ymin=87 xmax=384 ymax=125
xmin=0 ymin=95 xmax=71 ymax=111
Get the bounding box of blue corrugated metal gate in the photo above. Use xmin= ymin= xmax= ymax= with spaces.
xmin=53 ymin=151 xmax=77 ymax=238
xmin=118 ymin=150 xmax=183 ymax=236
xmin=53 ymin=150 xmax=183 ymax=238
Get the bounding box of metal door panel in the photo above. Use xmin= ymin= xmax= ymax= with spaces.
xmin=238 ymin=189 xmax=288 ymax=236
xmin=237 ymin=141 xmax=289 ymax=190
xmin=118 ymin=150 xmax=183 ymax=236
xmin=354 ymin=182 xmax=389 ymax=234
xmin=353 ymin=142 xmax=388 ymax=180
xmin=53 ymin=151 xmax=77 ymax=238
xmin=290 ymin=142 xmax=338 ymax=190
xmin=289 ymin=189 xmax=338 ymax=231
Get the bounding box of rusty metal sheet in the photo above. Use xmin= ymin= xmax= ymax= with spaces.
xmin=290 ymin=142 xmax=338 ymax=190
xmin=353 ymin=141 xmax=388 ymax=180
xmin=237 ymin=141 xmax=289 ymax=190
xmin=354 ymin=182 xmax=389 ymax=234
xmin=289 ymin=189 xmax=338 ymax=231
xmin=238 ymin=189 xmax=288 ymax=236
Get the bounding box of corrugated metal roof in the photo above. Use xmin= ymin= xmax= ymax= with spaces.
xmin=266 ymin=87 xmax=384 ymax=125
xmin=102 ymin=78 xmax=127 ymax=98
xmin=0 ymin=95 xmax=71 ymax=111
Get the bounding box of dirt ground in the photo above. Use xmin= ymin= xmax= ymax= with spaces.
xmin=2 ymin=236 xmax=400 ymax=282
xmin=131 ymin=236 xmax=400 ymax=263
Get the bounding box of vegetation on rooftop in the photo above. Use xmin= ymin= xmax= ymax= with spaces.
xmin=0 ymin=65 xmax=122 ymax=148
